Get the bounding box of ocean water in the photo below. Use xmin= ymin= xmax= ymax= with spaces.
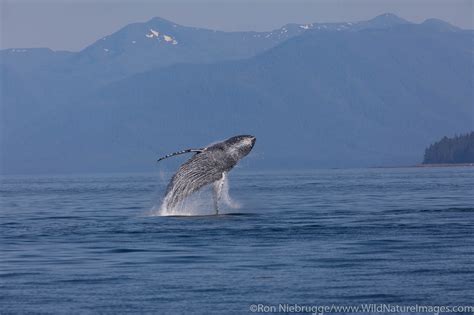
xmin=1 ymin=167 xmax=473 ymax=314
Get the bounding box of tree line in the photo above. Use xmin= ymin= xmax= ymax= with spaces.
xmin=423 ymin=132 xmax=474 ymax=164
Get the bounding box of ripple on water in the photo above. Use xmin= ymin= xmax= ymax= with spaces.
xmin=0 ymin=168 xmax=473 ymax=312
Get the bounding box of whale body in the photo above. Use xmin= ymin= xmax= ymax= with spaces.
xmin=157 ymin=135 xmax=256 ymax=214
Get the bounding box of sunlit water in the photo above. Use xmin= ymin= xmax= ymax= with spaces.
xmin=1 ymin=167 xmax=473 ymax=313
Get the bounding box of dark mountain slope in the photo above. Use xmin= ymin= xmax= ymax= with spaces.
xmin=1 ymin=16 xmax=472 ymax=174
xmin=3 ymin=22 xmax=470 ymax=173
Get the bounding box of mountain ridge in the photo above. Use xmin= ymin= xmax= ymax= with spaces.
xmin=1 ymin=14 xmax=472 ymax=174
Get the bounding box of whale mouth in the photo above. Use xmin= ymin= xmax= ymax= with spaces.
xmin=250 ymin=136 xmax=256 ymax=146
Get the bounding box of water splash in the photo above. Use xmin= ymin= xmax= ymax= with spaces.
xmin=151 ymin=176 xmax=240 ymax=216
xmin=220 ymin=175 xmax=240 ymax=209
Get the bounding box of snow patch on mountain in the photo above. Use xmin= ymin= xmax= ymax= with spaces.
xmin=146 ymin=29 xmax=160 ymax=38
xmin=163 ymin=34 xmax=178 ymax=44
xmin=145 ymin=29 xmax=178 ymax=44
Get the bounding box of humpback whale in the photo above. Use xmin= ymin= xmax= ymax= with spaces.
xmin=157 ymin=135 xmax=256 ymax=215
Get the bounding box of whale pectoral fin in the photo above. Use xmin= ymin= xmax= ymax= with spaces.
xmin=212 ymin=172 xmax=226 ymax=215
xmin=157 ymin=148 xmax=204 ymax=162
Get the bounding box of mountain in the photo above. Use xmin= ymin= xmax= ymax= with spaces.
xmin=4 ymin=14 xmax=377 ymax=141
xmin=1 ymin=13 xmax=412 ymax=85
xmin=420 ymin=18 xmax=461 ymax=32
xmin=2 ymin=15 xmax=314 ymax=127
xmin=1 ymin=14 xmax=472 ymax=174
xmin=1 ymin=15 xmax=316 ymax=174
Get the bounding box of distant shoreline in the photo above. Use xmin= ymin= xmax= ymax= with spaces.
xmin=407 ymin=163 xmax=474 ymax=167
xmin=370 ymin=163 xmax=474 ymax=169
xmin=416 ymin=163 xmax=474 ymax=168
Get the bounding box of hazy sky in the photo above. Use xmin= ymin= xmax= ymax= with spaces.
xmin=1 ymin=0 xmax=472 ymax=51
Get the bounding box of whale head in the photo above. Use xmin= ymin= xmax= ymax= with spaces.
xmin=223 ymin=135 xmax=256 ymax=160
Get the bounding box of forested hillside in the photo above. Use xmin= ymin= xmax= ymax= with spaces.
xmin=423 ymin=132 xmax=474 ymax=164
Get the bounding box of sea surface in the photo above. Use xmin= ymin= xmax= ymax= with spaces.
xmin=1 ymin=167 xmax=473 ymax=314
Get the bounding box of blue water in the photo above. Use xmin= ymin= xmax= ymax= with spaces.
xmin=1 ymin=167 xmax=473 ymax=313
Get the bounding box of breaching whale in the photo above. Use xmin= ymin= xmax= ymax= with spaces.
xmin=157 ymin=135 xmax=256 ymax=215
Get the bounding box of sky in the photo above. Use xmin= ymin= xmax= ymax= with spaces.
xmin=1 ymin=0 xmax=473 ymax=51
